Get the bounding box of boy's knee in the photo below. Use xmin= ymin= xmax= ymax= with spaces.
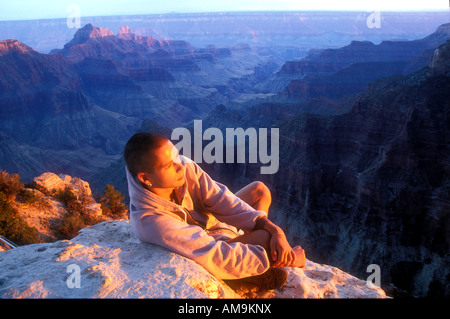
xmin=254 ymin=181 xmax=271 ymax=200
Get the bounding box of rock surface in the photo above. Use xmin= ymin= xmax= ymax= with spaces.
xmin=0 ymin=220 xmax=387 ymax=299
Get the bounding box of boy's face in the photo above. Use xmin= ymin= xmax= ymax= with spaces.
xmin=144 ymin=140 xmax=186 ymax=189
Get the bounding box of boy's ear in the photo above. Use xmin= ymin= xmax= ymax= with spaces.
xmin=137 ymin=172 xmax=152 ymax=186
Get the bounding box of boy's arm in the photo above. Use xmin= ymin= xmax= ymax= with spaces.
xmin=195 ymin=166 xmax=267 ymax=231
xmin=195 ymin=167 xmax=299 ymax=267
xmin=253 ymin=216 xmax=283 ymax=235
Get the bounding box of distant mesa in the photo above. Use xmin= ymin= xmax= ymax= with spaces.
xmin=0 ymin=39 xmax=36 ymax=56
xmin=74 ymin=23 xmax=114 ymax=41
xmin=118 ymin=25 xmax=132 ymax=35
xmin=57 ymin=23 xmax=115 ymax=54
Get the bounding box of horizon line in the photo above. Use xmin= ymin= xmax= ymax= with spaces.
xmin=0 ymin=9 xmax=448 ymax=23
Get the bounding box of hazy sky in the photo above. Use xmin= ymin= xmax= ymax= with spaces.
xmin=0 ymin=0 xmax=448 ymax=21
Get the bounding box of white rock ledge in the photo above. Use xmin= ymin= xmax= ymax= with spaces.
xmin=0 ymin=220 xmax=387 ymax=299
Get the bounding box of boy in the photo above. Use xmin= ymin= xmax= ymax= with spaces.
xmin=124 ymin=132 xmax=305 ymax=291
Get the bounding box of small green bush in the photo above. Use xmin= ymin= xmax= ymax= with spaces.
xmin=52 ymin=212 xmax=86 ymax=240
xmin=100 ymin=184 xmax=128 ymax=219
xmin=16 ymin=188 xmax=41 ymax=205
xmin=54 ymin=186 xmax=78 ymax=209
xmin=0 ymin=170 xmax=24 ymax=201
xmin=0 ymin=192 xmax=40 ymax=245
xmin=51 ymin=185 xmax=104 ymax=240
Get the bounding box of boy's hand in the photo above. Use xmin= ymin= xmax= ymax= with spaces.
xmin=255 ymin=217 xmax=306 ymax=268
xmin=270 ymin=232 xmax=295 ymax=267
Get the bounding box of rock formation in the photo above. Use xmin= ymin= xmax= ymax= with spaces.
xmin=34 ymin=172 xmax=93 ymax=197
xmin=11 ymin=172 xmax=104 ymax=242
xmin=0 ymin=220 xmax=387 ymax=299
xmin=0 ymin=39 xmax=36 ymax=56
xmin=0 ymin=37 xmax=139 ymax=180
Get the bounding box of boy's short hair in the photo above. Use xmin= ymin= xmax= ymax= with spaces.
xmin=124 ymin=132 xmax=169 ymax=177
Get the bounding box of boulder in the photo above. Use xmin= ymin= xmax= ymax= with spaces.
xmin=33 ymin=172 xmax=67 ymax=195
xmin=33 ymin=172 xmax=93 ymax=198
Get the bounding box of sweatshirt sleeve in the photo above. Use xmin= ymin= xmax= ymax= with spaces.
xmin=189 ymin=159 xmax=267 ymax=231
xmin=130 ymin=210 xmax=270 ymax=280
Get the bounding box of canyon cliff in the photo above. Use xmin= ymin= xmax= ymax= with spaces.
xmin=0 ymin=24 xmax=276 ymax=181
xmin=258 ymin=23 xmax=450 ymax=99
xmin=0 ymin=38 xmax=139 ymax=180
xmin=201 ymin=41 xmax=450 ymax=298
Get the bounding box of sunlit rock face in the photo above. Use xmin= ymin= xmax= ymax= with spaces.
xmin=0 ymin=220 xmax=386 ymax=299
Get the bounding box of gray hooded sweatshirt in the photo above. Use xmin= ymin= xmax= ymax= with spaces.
xmin=126 ymin=155 xmax=270 ymax=280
